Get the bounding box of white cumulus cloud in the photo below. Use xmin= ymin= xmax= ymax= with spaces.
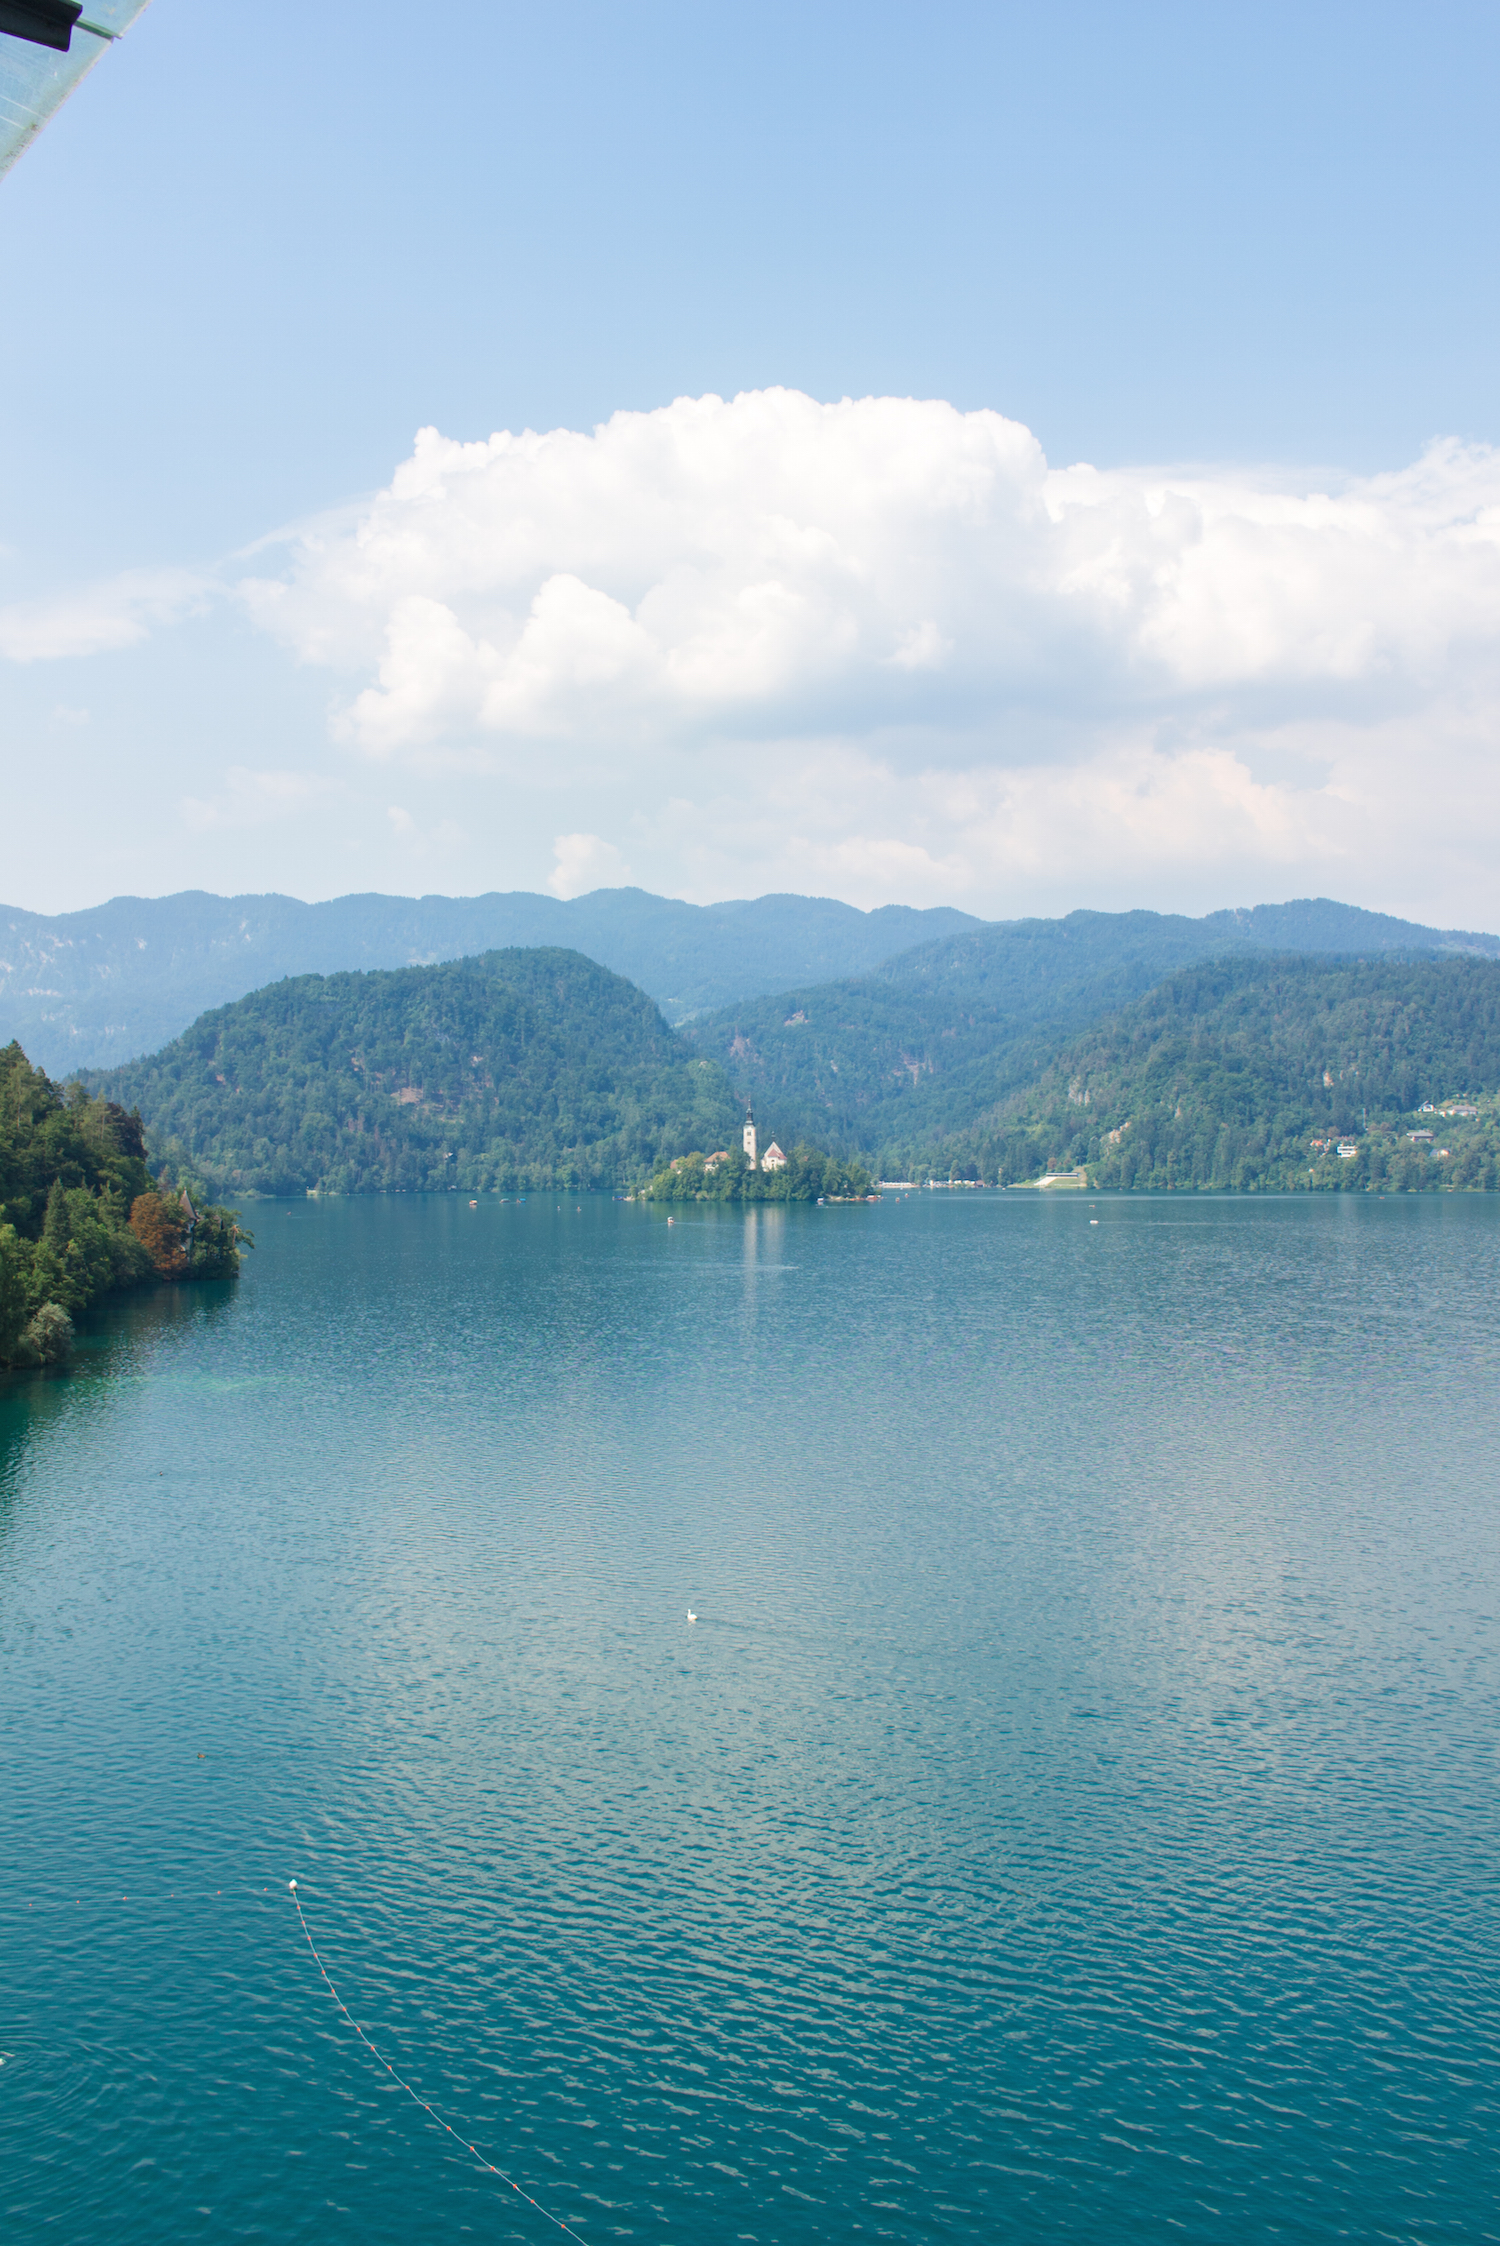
xmin=31 ymin=388 xmax=1500 ymax=921
xmin=244 ymin=391 xmax=1500 ymax=757
xmin=549 ymin=832 xmax=631 ymax=899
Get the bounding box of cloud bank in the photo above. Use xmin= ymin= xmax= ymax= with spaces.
xmin=233 ymin=389 xmax=1500 ymax=915
xmin=10 ymin=390 xmax=1500 ymax=920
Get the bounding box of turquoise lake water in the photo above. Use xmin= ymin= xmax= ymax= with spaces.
xmin=1 ymin=1191 xmax=1497 ymax=2243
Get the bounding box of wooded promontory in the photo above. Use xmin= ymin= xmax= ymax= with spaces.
xmin=1 ymin=1041 xmax=242 ymax=1368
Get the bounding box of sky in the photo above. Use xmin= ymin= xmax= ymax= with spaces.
xmin=3 ymin=0 xmax=1500 ymax=926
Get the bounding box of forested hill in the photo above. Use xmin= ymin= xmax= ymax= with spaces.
xmin=684 ymin=900 xmax=1500 ymax=1153
xmin=0 ymin=886 xmax=979 ymax=1073
xmin=90 ymin=949 xmax=744 ymax=1198
xmin=7 ymin=884 xmax=1494 ymax=1079
xmin=905 ymin=955 xmax=1500 ymax=1191
xmin=77 ymin=945 xmax=1500 ymax=1201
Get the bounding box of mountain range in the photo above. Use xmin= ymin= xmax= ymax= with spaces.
xmin=73 ymin=893 xmax=1500 ymax=1201
xmin=684 ymin=898 xmax=1500 ymax=1152
xmin=0 ymin=887 xmax=978 ymax=1074
xmin=920 ymin=952 xmax=1500 ymax=1193
xmin=4 ymin=885 xmax=1495 ymax=1080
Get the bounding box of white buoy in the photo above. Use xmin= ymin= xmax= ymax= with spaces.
xmin=288 ymin=1879 xmax=297 ymax=1891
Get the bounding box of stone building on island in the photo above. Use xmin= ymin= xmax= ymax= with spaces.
xmin=741 ymin=1108 xmax=786 ymax=1172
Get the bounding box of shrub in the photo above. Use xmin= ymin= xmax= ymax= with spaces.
xmin=12 ymin=1302 xmax=74 ymax=1368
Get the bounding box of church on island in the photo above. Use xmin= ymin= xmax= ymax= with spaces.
xmin=646 ymin=1104 xmax=871 ymax=1202
xmin=742 ymin=1110 xmax=786 ymax=1171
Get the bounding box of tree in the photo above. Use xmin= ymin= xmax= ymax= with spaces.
xmin=0 ymin=1224 xmax=28 ymax=1361
xmin=129 ymin=1191 xmax=190 ymax=1277
xmin=12 ymin=1302 xmax=74 ymax=1368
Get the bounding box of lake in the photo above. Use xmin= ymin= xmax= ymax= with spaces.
xmin=2 ymin=1191 xmax=1498 ymax=2244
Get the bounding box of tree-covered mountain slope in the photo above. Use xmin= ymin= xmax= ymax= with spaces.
xmin=898 ymin=954 xmax=1500 ymax=1190
xmin=0 ymin=886 xmax=980 ymax=1073
xmin=90 ymin=949 xmax=744 ymax=1197
xmin=7 ymin=882 xmax=1493 ymax=1080
xmin=684 ymin=900 xmax=1500 ymax=1152
xmin=0 ymin=1042 xmax=241 ymax=1367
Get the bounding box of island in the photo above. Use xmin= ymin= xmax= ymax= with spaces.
xmin=638 ymin=1139 xmax=875 ymax=1202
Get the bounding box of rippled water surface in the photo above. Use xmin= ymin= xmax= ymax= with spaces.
xmin=2 ymin=1192 xmax=1498 ymax=2243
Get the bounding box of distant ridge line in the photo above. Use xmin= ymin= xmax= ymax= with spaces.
xmin=0 ymin=885 xmax=980 ymax=1074
xmin=1 ymin=885 xmax=1495 ymax=1077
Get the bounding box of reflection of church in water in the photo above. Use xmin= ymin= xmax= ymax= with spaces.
xmin=742 ymin=1107 xmax=787 ymax=1172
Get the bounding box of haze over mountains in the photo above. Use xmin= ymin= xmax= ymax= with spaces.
xmin=688 ymin=900 xmax=1500 ymax=1149
xmin=81 ymin=936 xmax=1500 ymax=1203
xmin=0 ymin=888 xmax=978 ymax=1074
xmin=4 ymin=886 xmax=1497 ymax=1081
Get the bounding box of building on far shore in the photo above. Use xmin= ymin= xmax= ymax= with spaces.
xmin=760 ymin=1141 xmax=787 ymax=1171
xmin=743 ymin=1110 xmax=758 ymax=1169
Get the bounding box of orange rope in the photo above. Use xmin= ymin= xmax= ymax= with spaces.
xmin=288 ymin=1881 xmax=588 ymax=2244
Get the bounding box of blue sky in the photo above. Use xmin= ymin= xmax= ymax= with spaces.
xmin=4 ymin=0 xmax=1500 ymax=921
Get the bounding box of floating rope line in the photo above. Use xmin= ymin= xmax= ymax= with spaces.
xmin=288 ymin=1880 xmax=587 ymax=2244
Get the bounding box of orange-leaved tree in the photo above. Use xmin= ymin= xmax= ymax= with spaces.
xmin=129 ymin=1192 xmax=190 ymax=1277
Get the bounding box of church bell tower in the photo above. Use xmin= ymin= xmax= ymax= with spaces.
xmin=743 ymin=1107 xmax=758 ymax=1170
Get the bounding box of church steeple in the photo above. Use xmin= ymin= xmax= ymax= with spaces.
xmin=742 ymin=1104 xmax=758 ymax=1171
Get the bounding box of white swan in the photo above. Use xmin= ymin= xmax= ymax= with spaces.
xmin=686 ymin=1610 xmax=697 ymax=1623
